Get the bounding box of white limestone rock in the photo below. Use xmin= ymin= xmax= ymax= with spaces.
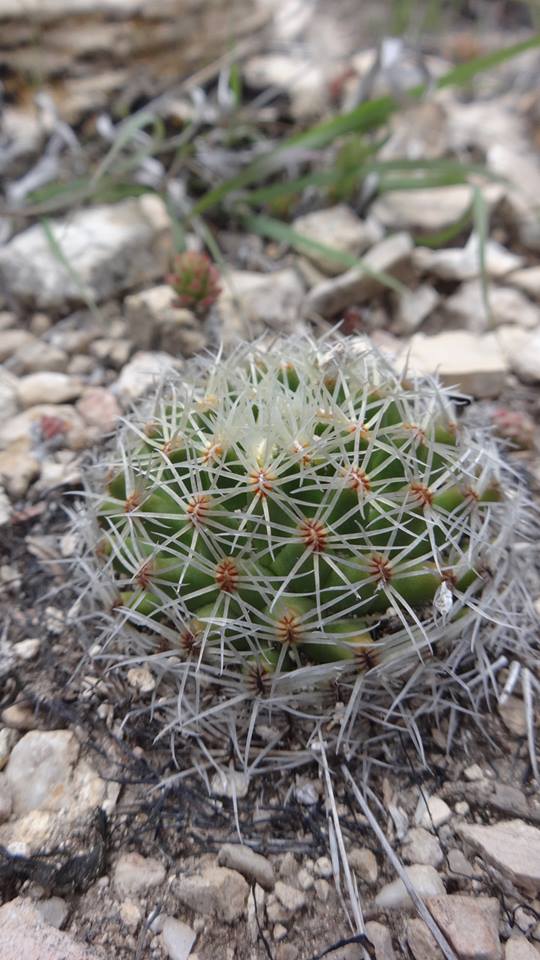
xmin=374 ymin=864 xmax=445 ymax=910
xmin=124 ymin=285 xmax=206 ymax=357
xmin=306 ymin=232 xmax=413 ymax=317
xmin=113 ymin=852 xmax=166 ymax=897
xmin=458 ymin=820 xmax=540 ymax=895
xmin=0 ymin=196 xmax=170 ymax=310
xmin=217 ymin=268 xmax=306 ymax=345
xmin=404 ymin=330 xmax=508 ymax=398
xmin=291 ymin=205 xmax=382 ymax=275
xmin=444 ymin=281 xmax=539 ymax=332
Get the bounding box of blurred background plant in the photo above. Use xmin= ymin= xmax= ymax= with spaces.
xmin=2 ymin=0 xmax=539 ymax=297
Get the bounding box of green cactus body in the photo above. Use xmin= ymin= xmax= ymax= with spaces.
xmin=82 ymin=334 xmax=534 ymax=764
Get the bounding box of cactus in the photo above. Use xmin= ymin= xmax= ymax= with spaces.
xmin=168 ymin=251 xmax=221 ymax=315
xmin=79 ymin=334 xmax=536 ymax=770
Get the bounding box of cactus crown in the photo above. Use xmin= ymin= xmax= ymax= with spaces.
xmin=80 ymin=335 xmax=534 ymax=772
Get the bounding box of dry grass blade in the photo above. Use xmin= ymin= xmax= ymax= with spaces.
xmin=341 ymin=765 xmax=459 ymax=960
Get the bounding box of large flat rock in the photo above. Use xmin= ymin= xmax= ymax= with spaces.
xmin=0 ymin=196 xmax=170 ymax=310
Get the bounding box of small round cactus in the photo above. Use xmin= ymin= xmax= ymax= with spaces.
xmin=79 ymin=335 xmax=535 ymax=769
xmin=168 ymin=251 xmax=221 ymax=315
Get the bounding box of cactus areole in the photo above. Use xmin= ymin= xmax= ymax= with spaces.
xmin=81 ymin=335 xmax=534 ymax=770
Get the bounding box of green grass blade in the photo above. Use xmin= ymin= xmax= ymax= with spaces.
xmin=243 ymin=213 xmax=406 ymax=294
xmin=41 ymin=218 xmax=101 ymax=319
xmin=90 ymin=111 xmax=164 ymax=189
xmin=414 ymin=204 xmax=474 ymax=248
xmin=193 ymin=34 xmax=540 ymax=218
xmin=472 ymin=185 xmax=491 ymax=327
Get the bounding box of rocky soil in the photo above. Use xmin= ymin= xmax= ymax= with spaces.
xmin=0 ymin=1 xmax=540 ymax=959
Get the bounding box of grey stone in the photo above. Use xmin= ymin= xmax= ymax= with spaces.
xmin=505 ymin=938 xmax=540 ymax=959
xmin=217 ymin=268 xmax=306 ymax=344
xmin=372 ymin=184 xmax=503 ymax=233
xmin=243 ymin=53 xmax=328 ymax=120
xmin=0 ymin=403 xmax=85 ymax=450
xmin=0 ymin=370 xmax=19 ymax=419
xmin=90 ymin=337 xmax=132 ymax=368
xmin=498 ymin=696 xmax=527 ymax=738
xmin=314 ymin=878 xmax=331 ymax=902
xmin=0 ymin=897 xmax=100 ymax=960
xmin=0 ymin=329 xmax=36 ymax=362
xmin=124 ymin=285 xmax=206 ymax=357
xmin=0 ymin=107 xmax=44 ymax=179
xmin=0 ymin=196 xmax=170 ymax=309
xmin=5 ymin=729 xmax=79 ymax=815
xmin=0 ymin=441 xmax=40 ymax=496
xmin=119 ymin=901 xmax=141 ymax=929
xmin=175 ymin=866 xmax=249 ymax=924
xmin=291 ymin=205 xmax=381 ymax=275
xmin=306 ymin=232 xmax=413 ymax=317
xmin=497 ymin=327 xmax=540 ymax=384
xmin=13 ymin=638 xmax=40 ymax=661
xmin=17 ymin=372 xmax=82 ymax=408
xmin=160 ymin=916 xmax=196 ymax=960
xmin=274 ymin=880 xmax=307 ymax=913
xmin=0 ymin=727 xmax=18 ymax=769
xmin=115 ymin=351 xmax=180 ymax=404
xmin=405 ymin=330 xmax=508 ymax=398
xmin=415 ymin=236 xmax=524 ymax=281
xmin=0 ymin=312 xmax=16 ymax=331
xmin=426 ymin=894 xmax=502 ymax=960
xmin=76 ymin=388 xmax=120 ymax=432
xmin=209 ymin=769 xmax=250 ymax=800
xmin=415 ymin=795 xmax=452 ymax=830
xmin=458 ymin=820 xmax=540 ymax=895
xmin=0 ymin=486 xmax=11 ymax=526
xmin=508 ymin=267 xmax=540 ymax=300
xmin=393 ymin=284 xmax=440 ymax=333
xmin=12 ymin=340 xmax=69 ymax=374
xmin=34 ymin=897 xmax=69 ymax=929
xmin=1 ymin=703 xmax=38 ymax=731
xmin=217 ymin=843 xmax=275 ymax=891
xmin=113 ymin=852 xmax=166 ymax=897
xmin=365 ymin=921 xmax=397 ymax=960
xmin=375 ymin=864 xmax=445 ymax=910
xmin=314 ymin=855 xmax=333 ymax=879
xmin=349 ymin=847 xmax=379 ymax=885
xmin=446 ymin=848 xmax=474 ymax=879
xmin=407 ymin=918 xmax=444 ymax=960
xmin=445 ymin=282 xmax=539 ymax=332
xmin=403 ymin=828 xmax=444 ymax=868
xmin=0 ymin=773 xmax=13 ymax=822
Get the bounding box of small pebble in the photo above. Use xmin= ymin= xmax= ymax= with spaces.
xmin=45 ymin=606 xmax=65 ymax=635
xmin=119 ymin=901 xmax=141 ymax=930
xmin=415 ymin=795 xmax=452 ymax=830
xmin=13 ymin=638 xmax=40 ymax=661
xmin=314 ymin=879 xmax=330 ymax=903
xmin=314 ymin=856 xmax=333 ymax=879
xmin=464 ymin=763 xmax=484 ymax=781
xmin=297 ymin=868 xmax=314 ymax=891
xmin=1 ymin=702 xmax=38 ymax=731
xmin=35 ymin=897 xmax=69 ymax=929
xmin=349 ymin=847 xmax=378 ymax=885
xmin=127 ymin=666 xmax=156 ymax=694
xmin=274 ymin=881 xmax=306 ymax=913
xmin=161 ymin=916 xmax=197 ymax=960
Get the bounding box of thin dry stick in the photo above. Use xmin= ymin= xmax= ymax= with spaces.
xmin=341 ymin=764 xmax=459 ymax=960
xmin=316 ymin=738 xmax=365 ymax=938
